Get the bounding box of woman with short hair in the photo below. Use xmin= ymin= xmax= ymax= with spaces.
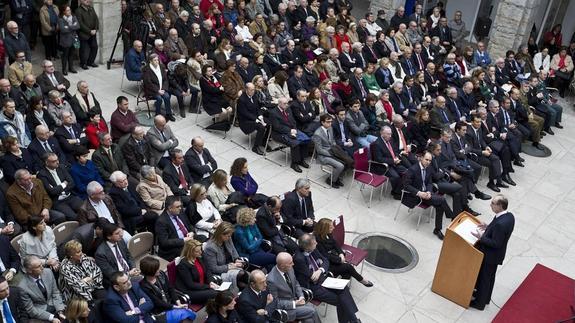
xmin=19 ymin=214 xmax=59 ymax=271
xmin=59 ymin=240 xmax=105 ymax=304
xmin=186 ymin=183 xmax=222 ymax=241
xmin=232 ymin=208 xmax=276 ymax=272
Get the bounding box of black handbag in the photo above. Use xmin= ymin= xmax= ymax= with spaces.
xmin=555 ymin=70 xmax=572 ymax=80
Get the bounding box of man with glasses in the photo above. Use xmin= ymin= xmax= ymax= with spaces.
xmin=37 ymin=59 xmax=71 ymax=98
xmin=7 ymin=51 xmax=32 ymax=87
xmin=155 ymin=196 xmax=195 ymax=261
xmin=4 ymin=21 xmax=31 ymax=65
xmin=105 ymin=271 xmax=154 ymax=322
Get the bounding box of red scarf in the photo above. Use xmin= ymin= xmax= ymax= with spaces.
xmin=204 ymin=76 xmax=221 ymax=88
xmin=380 ymin=98 xmax=393 ymax=122
xmin=558 ymin=55 xmax=567 ymax=70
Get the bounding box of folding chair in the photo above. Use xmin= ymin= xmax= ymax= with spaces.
xmin=305 ymin=147 xmax=333 ymax=189
xmin=135 ymin=87 xmax=154 ymax=119
xmin=166 ymin=258 xmax=206 ymax=313
xmin=263 ymin=125 xmax=290 ymax=166
xmin=127 ymin=232 xmax=168 ymax=270
xmin=120 ymin=65 xmax=141 ymax=97
xmin=10 ymin=234 xmax=23 ymax=254
xmin=229 ymin=106 xmax=255 ymax=149
xmin=53 ymin=221 xmax=79 ymax=245
xmin=346 ymin=147 xmax=389 ymax=208
xmin=332 ymin=215 xmax=368 ymax=274
xmin=393 ymin=189 xmax=434 ymax=230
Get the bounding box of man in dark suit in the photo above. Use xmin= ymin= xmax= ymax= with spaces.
xmin=237 ymin=83 xmax=269 ymax=155
xmin=28 ymin=125 xmax=68 ymax=171
xmin=0 ymin=79 xmax=27 ymax=114
xmin=430 ymin=17 xmax=453 ymax=52
xmin=287 ymin=66 xmax=310 ymax=99
xmin=400 ymin=48 xmax=417 ymax=77
xmin=36 ymin=59 xmax=71 ymax=97
xmin=54 ymin=111 xmax=88 ymax=163
xmin=412 ymin=43 xmax=428 ymax=72
xmin=424 ymin=61 xmax=440 ymax=97
xmin=489 ymin=99 xmax=524 ymax=167
xmin=281 ymin=40 xmax=304 ymax=71
xmin=372 ymin=126 xmax=408 ymax=199
xmin=302 ymin=60 xmax=320 ymax=89
xmin=237 ymin=269 xmax=281 ymax=323
xmin=109 ymin=171 xmax=156 ymax=235
xmin=237 ymin=57 xmax=259 ymax=84
xmin=104 ymin=271 xmax=154 ymax=322
xmin=162 ymin=149 xmax=193 ymax=206
xmin=338 ymin=42 xmax=357 ymax=74
xmin=290 ymin=90 xmax=320 ymax=137
xmin=0 ymin=235 xmax=20 ymax=281
xmin=332 ymin=107 xmax=356 ymax=157
xmin=470 ymin=194 xmax=515 ymax=310
xmin=293 ymin=234 xmax=360 ymax=323
xmin=269 ymin=98 xmax=311 ymax=173
xmin=184 ymin=136 xmax=218 ymax=186
xmin=362 ymin=36 xmax=379 ymax=64
xmin=403 ymin=151 xmax=454 ymax=240
xmin=430 ymin=95 xmax=455 ymax=129
xmin=0 ymin=276 xmax=26 ymax=322
xmin=92 ymin=132 xmax=130 ymax=189
xmin=390 ymin=114 xmax=417 ymax=166
xmin=19 ymin=255 xmax=66 ymax=322
xmin=349 ymin=68 xmax=369 ymax=103
xmin=58 ymin=218 xmax=108 ymax=258
xmin=155 ymin=196 xmax=195 ymax=261
xmin=266 ymin=252 xmax=319 ymax=323
xmin=121 ymin=126 xmax=151 ymax=181
xmin=389 ymin=82 xmax=411 ymax=118
xmin=37 ymin=152 xmax=83 ymax=221
xmin=281 ymin=179 xmax=315 ymax=238
xmin=95 ymin=222 xmax=140 ymax=288
xmin=446 ymin=87 xmax=468 ymax=122
xmin=256 ymin=196 xmax=299 ymax=255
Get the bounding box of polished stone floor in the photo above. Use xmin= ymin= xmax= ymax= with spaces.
xmin=59 ymin=60 xmax=575 ymax=323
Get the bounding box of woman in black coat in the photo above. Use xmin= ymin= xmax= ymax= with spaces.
xmin=314 ymin=218 xmax=373 ymax=287
xmin=142 ymin=53 xmax=174 ymax=121
xmin=176 ymin=239 xmax=220 ymax=305
xmin=139 ymin=256 xmax=197 ymax=323
xmin=205 ymin=291 xmax=243 ymax=323
xmin=169 ymin=63 xmax=192 ymax=118
xmin=408 ymin=108 xmax=433 ymax=153
xmin=199 ymin=65 xmax=233 ymax=120
xmin=26 ymin=96 xmax=57 ymax=137
xmin=1 ymin=136 xmax=35 ymax=184
xmin=58 ymin=6 xmax=80 ymax=75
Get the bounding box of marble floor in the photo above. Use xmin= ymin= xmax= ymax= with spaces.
xmin=63 ymin=62 xmax=575 ymax=323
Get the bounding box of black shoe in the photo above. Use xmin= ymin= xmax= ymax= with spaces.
xmin=335 ymin=179 xmax=344 ymax=187
xmin=299 ymin=161 xmax=309 ymax=168
xmin=433 ymin=229 xmax=444 ymax=240
xmin=502 ymin=175 xmax=516 ymax=186
xmin=517 ymin=156 xmax=525 ymax=162
xmin=513 ymin=160 xmax=524 ymax=167
xmin=89 ymin=63 xmax=98 ymax=68
xmin=545 ymin=128 xmax=555 ymax=135
xmin=265 ymin=146 xmax=273 ymax=152
xmin=392 ymin=193 xmax=402 ymax=200
xmin=496 ymin=181 xmax=509 ymax=188
xmin=361 ymin=280 xmax=374 ymax=287
xmin=81 ymin=65 xmax=89 ymax=70
xmin=167 ymin=115 xmax=176 ymax=122
xmin=63 ymin=71 xmax=68 ymax=75
xmin=555 ymin=123 xmax=563 ymax=129
xmin=291 ymin=164 xmax=302 ymax=173
xmin=252 ymin=146 xmax=264 ymax=155
xmin=541 ymin=131 xmax=547 ymax=136
xmin=487 ymin=182 xmax=500 ymax=192
xmin=464 ymin=207 xmax=481 ymax=217
xmin=69 ymin=69 xmax=78 ymax=74
xmin=532 ymin=142 xmax=545 ymax=150
xmin=325 ymin=178 xmax=340 ymax=188
xmin=467 ymin=193 xmax=473 ymax=200
xmin=469 ymin=300 xmax=485 ymax=311
xmin=474 ymin=191 xmax=491 ymax=200
xmin=508 ymin=168 xmax=515 ymax=173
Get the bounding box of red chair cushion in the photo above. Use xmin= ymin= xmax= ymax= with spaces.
xmin=355 ymin=173 xmax=387 ymax=187
xmin=189 ymin=304 xmax=204 ymax=312
xmin=310 ymin=299 xmax=322 ymax=306
xmin=343 ymin=244 xmax=368 ymax=266
xmin=166 ymin=261 xmax=176 ymax=287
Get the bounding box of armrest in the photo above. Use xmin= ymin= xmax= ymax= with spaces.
xmin=368 ymin=160 xmax=389 ymax=174
xmin=546 ymin=87 xmax=559 ymax=93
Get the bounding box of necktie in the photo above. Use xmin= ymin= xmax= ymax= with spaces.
xmin=458 ymin=136 xmax=463 ymax=149
xmin=36 ymin=279 xmax=48 ymax=299
xmin=177 ymin=166 xmax=188 ymax=188
xmin=385 ymin=140 xmax=396 ymax=159
xmin=308 ymin=253 xmax=319 ymax=272
xmin=43 ymin=141 xmax=52 ymax=152
xmin=358 ymin=79 xmax=367 ymax=98
xmin=398 ymin=128 xmax=407 ymax=152
xmin=504 ymin=111 xmax=510 ymax=126
xmin=281 ymin=110 xmax=289 ymax=122
xmin=300 ymin=198 xmax=307 ymax=218
xmin=107 ymin=148 xmax=118 ymax=171
xmin=326 ymin=129 xmax=330 ymax=141
xmin=441 ymin=109 xmax=449 ymax=123
xmin=475 ymin=130 xmax=480 ymax=143
xmin=49 ymin=74 xmax=58 ymax=87
xmin=173 ymin=215 xmax=189 ymax=237
xmin=417 ymin=54 xmax=423 ymax=70
xmin=114 ymin=244 xmax=130 ymax=273
xmin=283 ymin=272 xmax=293 ymax=289
xmin=160 ymin=131 xmax=167 ymax=142
xmin=452 ymin=100 xmax=461 ymax=120
xmin=407 ymin=59 xmax=414 ymax=75
xmin=68 ymin=127 xmax=76 ymax=139
xmin=2 ymin=300 xmax=14 ymax=323
xmin=421 ymin=168 xmax=426 ymax=191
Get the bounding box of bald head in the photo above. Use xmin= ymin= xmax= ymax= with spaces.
xmin=154 ymin=115 xmax=166 ymax=129
xmin=276 ymin=252 xmax=292 ymax=267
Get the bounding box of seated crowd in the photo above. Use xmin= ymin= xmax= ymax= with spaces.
xmin=0 ymin=0 xmax=573 ymax=322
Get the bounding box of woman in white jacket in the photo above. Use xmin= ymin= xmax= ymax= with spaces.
xmin=533 ymin=48 xmax=551 ymax=73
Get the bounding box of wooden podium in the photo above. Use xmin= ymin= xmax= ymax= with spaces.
xmin=431 ymin=211 xmax=484 ymax=308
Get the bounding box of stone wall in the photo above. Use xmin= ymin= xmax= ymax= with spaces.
xmin=488 ymin=0 xmax=540 ymax=58
xmin=93 ymin=0 xmax=123 ymax=65
xmin=368 ymin=0 xmax=395 ymax=19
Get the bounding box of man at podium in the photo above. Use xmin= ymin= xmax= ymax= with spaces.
xmin=470 ymin=194 xmax=515 ymax=310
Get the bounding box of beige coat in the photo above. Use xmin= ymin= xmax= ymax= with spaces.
xmin=7 ymin=61 xmax=33 ymax=87
xmin=136 ymin=175 xmax=173 ymax=215
xmin=40 ymin=5 xmax=60 ymax=36
xmin=550 ymin=54 xmax=574 ymax=73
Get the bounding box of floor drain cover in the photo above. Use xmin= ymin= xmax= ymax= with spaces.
xmin=353 ymin=233 xmax=418 ymax=273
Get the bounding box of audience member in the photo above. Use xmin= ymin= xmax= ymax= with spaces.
xmin=37 ymin=60 xmax=71 ymax=97
xmin=137 ymin=165 xmax=174 ymax=216
xmin=155 ymin=195 xmax=194 ymax=261
xmin=186 ymin=183 xmax=222 ymax=240
xmin=95 ymin=223 xmax=139 ymax=288
xmin=104 ymin=271 xmax=154 ymax=322
xmin=205 ymin=290 xmax=242 ymax=323
xmin=162 ymin=148 xmax=193 ymax=205
xmin=76 ymin=0 xmax=100 ymax=70
xmin=176 ymin=239 xmax=220 ymax=304
xmin=69 ymin=81 xmax=102 ymax=126
xmin=110 ymin=96 xmax=139 ymax=142
xmin=54 ymin=111 xmax=88 ymax=163
xmin=70 ymin=147 xmax=103 ymax=199
xmin=185 ymin=136 xmax=218 ymax=186
xmin=0 ymin=276 xmax=26 ymax=321
xmin=7 ymin=51 xmax=32 ymax=87
xmin=233 ymin=208 xmax=276 ymax=271
xmin=0 ymin=136 xmax=34 ymax=184
xmin=207 ymin=169 xmax=239 ymax=222
xmin=147 ymin=115 xmax=179 ymax=168
xmin=312 ymin=114 xmax=347 ymax=188
xmin=59 ymin=239 xmax=105 ymax=304
xmin=4 ymin=21 xmax=31 ymax=64
xmin=143 ymin=54 xmax=175 ymax=121
xmin=121 ymin=126 xmax=151 ymax=180
xmin=0 ymin=98 xmax=31 ymax=147
xmin=281 ymin=178 xmax=315 ymax=237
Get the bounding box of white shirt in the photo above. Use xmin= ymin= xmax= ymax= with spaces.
xmin=90 ymin=198 xmax=115 ymax=223
xmin=494 ymin=210 xmax=507 ymax=219
xmin=235 ymin=25 xmax=253 ymax=41
xmin=195 ymin=199 xmax=221 ymax=236
xmin=106 ymin=241 xmax=128 ymax=271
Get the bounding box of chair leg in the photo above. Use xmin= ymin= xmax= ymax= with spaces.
xmin=346 ymin=180 xmax=354 ymax=200
xmin=368 ymin=186 xmax=374 ymax=208
xmin=393 ymin=200 xmax=403 ymax=221
xmin=416 ymin=210 xmax=422 ymax=231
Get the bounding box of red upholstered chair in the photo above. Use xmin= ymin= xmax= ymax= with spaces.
xmin=332 ymin=215 xmax=368 ymax=274
xmin=393 ymin=188 xmax=435 ymax=230
xmin=346 ymin=146 xmax=389 ymax=208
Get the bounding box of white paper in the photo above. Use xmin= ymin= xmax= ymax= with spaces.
xmin=216 ymin=282 xmax=232 ymax=291
xmin=313 ymin=48 xmax=324 ymax=55
xmin=452 ymin=218 xmax=480 ymax=245
xmin=321 ymin=277 xmax=349 ymax=290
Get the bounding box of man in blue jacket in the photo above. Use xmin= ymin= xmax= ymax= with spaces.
xmin=125 ymin=40 xmax=145 ymax=81
xmin=104 ymin=271 xmax=155 ymax=322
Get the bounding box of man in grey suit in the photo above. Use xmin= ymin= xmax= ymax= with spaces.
xmin=266 ymin=252 xmax=320 ymax=323
xmin=312 ymin=114 xmax=346 ymax=188
xmin=146 ymin=115 xmax=179 ymax=169
xmin=18 ymin=255 xmax=66 ymax=322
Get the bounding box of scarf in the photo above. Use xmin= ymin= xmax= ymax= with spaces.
xmin=150 ymin=64 xmax=163 ymax=89
xmin=558 ymin=55 xmax=566 ymax=70
xmin=74 ymin=91 xmax=95 ymax=113
xmin=47 ymin=5 xmax=58 ymax=28
xmin=34 ymin=110 xmax=48 ymax=128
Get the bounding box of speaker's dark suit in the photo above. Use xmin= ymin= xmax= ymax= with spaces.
xmin=473 ymin=212 xmax=515 ymax=309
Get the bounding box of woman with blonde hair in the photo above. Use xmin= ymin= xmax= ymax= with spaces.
xmin=207 ymin=169 xmax=237 ymax=214
xmin=176 ymin=239 xmax=220 ymax=305
xmin=203 ymin=222 xmax=248 ymax=291
xmin=59 ymin=240 xmax=105 ymax=304
xmin=186 ymin=183 xmax=222 ymax=240
xmin=232 ymin=208 xmax=276 ymax=271
xmin=63 ymin=298 xmax=91 ymax=323
xmin=314 ymin=218 xmax=373 ymax=287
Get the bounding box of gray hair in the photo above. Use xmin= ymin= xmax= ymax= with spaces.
xmin=248 ymin=269 xmax=266 ymax=285
xmin=23 ymin=255 xmax=41 ymax=270
xmin=14 ymin=169 xmax=30 ymax=181
xmin=48 ymin=90 xmax=61 ymax=99
xmin=140 ymin=165 xmax=155 ymax=179
xmin=487 ymin=99 xmax=499 ymax=108
xmin=109 ymin=171 xmax=127 ymax=183
xmin=392 ymin=81 xmax=403 ymax=89
xmin=76 ymin=80 xmax=87 ymax=90
xmin=298 ymin=233 xmax=316 ymax=250
xmin=86 ymin=181 xmax=104 ymax=196
xmin=154 ymin=39 xmax=163 ymax=46
xmin=295 ymin=178 xmax=310 ymax=190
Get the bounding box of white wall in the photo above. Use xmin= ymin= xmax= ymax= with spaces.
xmin=560 ymin=0 xmax=575 ymax=45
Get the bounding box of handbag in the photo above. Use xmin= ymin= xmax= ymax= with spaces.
xmin=73 ymin=34 xmax=80 ymax=49
xmin=554 ymin=69 xmax=572 ymax=80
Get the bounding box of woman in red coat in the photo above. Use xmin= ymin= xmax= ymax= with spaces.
xmin=85 ymin=110 xmax=108 ymax=149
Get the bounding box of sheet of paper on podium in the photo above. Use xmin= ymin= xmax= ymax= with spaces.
xmin=452 ymin=218 xmax=480 ymax=245
xmin=321 ymin=277 xmax=349 ymax=290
